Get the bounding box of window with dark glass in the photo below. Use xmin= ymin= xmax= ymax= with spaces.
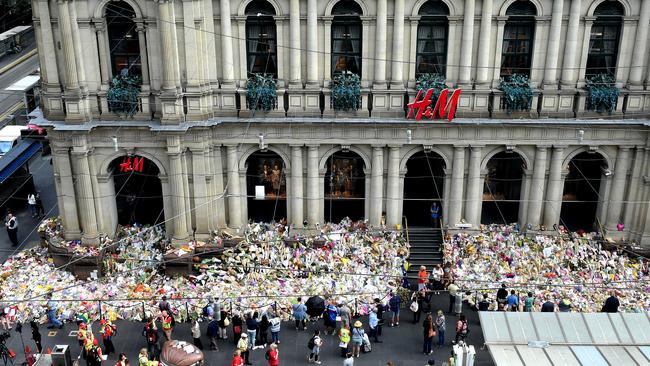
xmin=416 ymin=1 xmax=449 ymax=77
xmin=500 ymin=1 xmax=536 ymax=77
xmin=331 ymin=0 xmax=363 ymax=76
xmin=586 ymin=1 xmax=623 ymax=77
xmin=245 ymin=1 xmax=277 ymax=77
xmin=106 ymin=1 xmax=141 ymax=77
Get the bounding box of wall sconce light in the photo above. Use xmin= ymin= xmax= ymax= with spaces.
xmin=259 ymin=134 xmax=266 ymax=151
xmin=111 ymin=136 xmax=118 ymax=152
xmin=578 ymin=130 xmax=584 ymax=143
xmin=603 ymin=168 xmax=612 ymax=177
xmin=406 ymin=129 xmax=412 ymax=144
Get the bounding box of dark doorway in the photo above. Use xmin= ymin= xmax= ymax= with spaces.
xmin=324 ymin=151 xmax=365 ymax=222
xmin=110 ymin=156 xmax=164 ymax=226
xmin=403 ymin=151 xmax=445 ymax=227
xmin=560 ymin=152 xmax=605 ymax=232
xmin=246 ymin=150 xmax=287 ymax=223
xmin=481 ymin=151 xmax=525 ymax=224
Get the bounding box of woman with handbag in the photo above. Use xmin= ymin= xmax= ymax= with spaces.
xmin=422 ymin=313 xmax=435 ymax=355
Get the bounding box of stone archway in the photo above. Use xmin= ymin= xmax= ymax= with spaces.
xmin=481 ymin=151 xmax=526 ymax=224
xmin=560 ymin=151 xmax=607 ymax=232
xmin=324 ymin=150 xmax=366 ymax=222
xmin=109 ymin=155 xmax=164 ymax=226
xmin=403 ymin=150 xmax=446 ymax=227
xmin=245 ymin=150 xmax=288 ymax=223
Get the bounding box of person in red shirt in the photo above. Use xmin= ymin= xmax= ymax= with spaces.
xmin=231 ymin=350 xmax=244 ymax=366
xmin=418 ymin=266 xmax=428 ymax=291
xmin=266 ymin=343 xmax=279 ymax=366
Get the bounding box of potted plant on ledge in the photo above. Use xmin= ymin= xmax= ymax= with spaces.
xmin=107 ymin=70 xmax=142 ymax=117
xmin=499 ymin=73 xmax=533 ymax=117
xmin=415 ymin=73 xmax=447 ymax=101
xmin=331 ymin=72 xmax=361 ymax=115
xmin=246 ymin=73 xmax=278 ymax=114
xmin=585 ymin=73 xmax=620 ymax=114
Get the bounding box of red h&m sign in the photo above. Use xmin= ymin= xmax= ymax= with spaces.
xmin=119 ymin=156 xmax=145 ymax=173
xmin=407 ymin=88 xmax=462 ymax=122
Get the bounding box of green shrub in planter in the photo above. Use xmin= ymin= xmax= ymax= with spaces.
xmin=107 ymin=71 xmax=141 ymax=116
xmin=246 ymin=74 xmax=277 ymax=112
xmin=499 ymin=73 xmax=533 ymax=111
xmin=331 ymin=73 xmax=361 ymax=111
xmin=415 ymin=73 xmax=447 ymax=101
xmin=585 ymin=73 xmax=619 ymax=112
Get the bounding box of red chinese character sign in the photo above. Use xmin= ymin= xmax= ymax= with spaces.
xmin=407 ymin=88 xmax=462 ymax=122
xmin=119 ymin=156 xmax=145 ymax=173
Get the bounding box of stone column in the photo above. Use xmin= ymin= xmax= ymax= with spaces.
xmin=560 ymin=0 xmax=581 ymax=86
xmin=385 ymin=146 xmax=401 ymax=228
xmin=448 ymin=146 xmax=466 ymax=226
xmin=543 ymin=146 xmax=566 ymax=229
xmin=370 ymin=146 xmax=384 ymax=226
xmin=212 ymin=146 xmax=227 ymax=228
xmin=606 ymin=147 xmax=631 ymax=230
xmin=291 ymin=145 xmax=304 ymax=225
xmin=57 ymin=0 xmax=79 ymax=90
xmin=93 ymin=21 xmax=111 ymax=86
xmin=36 ymin=0 xmax=60 ymax=87
xmin=166 ymin=136 xmax=189 ymax=241
xmin=543 ymin=0 xmax=564 ymax=87
xmin=458 ymin=0 xmax=475 ymax=85
xmin=526 ymin=147 xmax=548 ymax=228
xmin=157 ymin=0 xmax=178 ymax=91
xmin=464 ymin=146 xmax=483 ymax=227
xmin=306 ymin=0 xmax=319 ymax=85
xmin=289 ymin=0 xmax=301 ymax=85
xmin=136 ymin=22 xmax=151 ymax=87
xmin=629 ymin=0 xmax=650 ymax=86
xmin=52 ymin=147 xmax=81 ymax=238
xmin=70 ymin=149 xmax=99 ymax=244
xmin=220 ymin=0 xmax=235 ymax=84
xmin=374 ymin=0 xmax=387 ymax=87
xmin=623 ymin=147 xmax=644 ymax=230
xmin=226 ymin=145 xmax=242 ymax=228
xmin=191 ymin=146 xmax=209 ymax=236
xmin=475 ymin=0 xmax=493 ymax=86
xmin=307 ymin=145 xmax=320 ymax=225
xmin=390 ymin=0 xmax=405 ymax=88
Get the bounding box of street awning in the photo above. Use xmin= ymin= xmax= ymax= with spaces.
xmin=5 ymin=75 xmax=40 ymax=92
xmin=0 ymin=139 xmax=41 ymax=184
xmin=479 ymin=312 xmax=650 ymax=365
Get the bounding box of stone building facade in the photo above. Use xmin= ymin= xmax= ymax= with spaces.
xmin=33 ymin=0 xmax=650 ymax=246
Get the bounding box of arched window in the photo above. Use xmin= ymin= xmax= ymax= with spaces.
xmin=416 ymin=1 xmax=449 ymax=77
xmin=245 ymin=0 xmax=277 ymax=77
xmin=500 ymin=1 xmax=537 ymax=77
xmin=106 ymin=1 xmax=141 ymax=77
xmin=586 ymin=1 xmax=624 ymax=77
xmin=331 ymin=0 xmax=363 ymax=76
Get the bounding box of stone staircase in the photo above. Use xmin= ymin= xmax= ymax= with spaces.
xmin=405 ymin=226 xmax=444 ymax=278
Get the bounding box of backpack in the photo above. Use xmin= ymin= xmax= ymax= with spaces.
xmin=264 ymin=350 xmax=271 ymax=360
xmin=328 ymin=309 xmax=337 ymax=322
xmin=88 ymin=347 xmax=101 ymax=363
xmin=202 ymin=305 xmax=211 ymax=317
xmin=307 ymin=336 xmax=316 ymax=349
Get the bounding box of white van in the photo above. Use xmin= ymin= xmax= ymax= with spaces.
xmin=0 ymin=125 xmax=28 ymax=156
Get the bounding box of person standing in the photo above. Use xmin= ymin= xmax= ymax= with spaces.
xmin=506 ymin=291 xmax=519 ymax=311
xmin=259 ymin=314 xmax=270 ymax=346
xmin=541 ymin=296 xmax=556 ymax=312
xmin=27 ymin=193 xmax=37 ymax=218
xmin=5 ymin=213 xmax=18 ymax=247
xmin=30 ymin=321 xmax=42 ymax=353
xmin=87 ymin=344 xmax=103 ymax=366
xmin=422 ymin=313 xmax=434 ymax=355
xmin=232 ymin=313 xmax=243 ymax=344
xmin=431 ymin=265 xmax=444 ymax=294
xmin=368 ymin=307 xmax=381 ymax=343
xmin=308 ymin=330 xmax=323 ymax=364
xmin=143 ymin=317 xmax=160 ymax=360
xmin=35 ymin=193 xmax=45 ymax=218
xmin=338 ymin=302 xmax=351 ymax=329
xmin=435 ymin=310 xmax=446 ymax=348
xmin=99 ymin=319 xmax=116 ymax=355
xmin=447 ymin=282 xmax=459 ymax=314
xmin=269 ymin=314 xmax=281 ymax=344
xmin=388 ymin=292 xmax=401 ymax=327
xmin=454 ymin=314 xmax=468 ymax=344
xmin=412 ymin=291 xmax=425 ymax=324
xmin=418 ymin=266 xmax=428 ymax=291
xmin=46 ymin=295 xmax=63 ymax=329
xmin=191 ymin=318 xmax=203 ymax=350
xmin=218 ymin=308 xmax=228 ymax=340
xmin=116 ymin=353 xmax=129 ymax=366
xmin=237 ymin=333 xmax=251 ymax=365
xmin=293 ymin=298 xmax=307 ymax=330
xmin=160 ymin=311 xmax=173 ymax=341
xmin=343 ymin=352 xmax=354 ymax=366
xmin=158 ymin=296 xmax=172 ymax=314
xmin=478 ymin=294 xmax=491 ymax=311
xmin=496 ymin=284 xmax=508 ymax=308
xmin=245 ymin=312 xmax=258 ymax=349
xmin=324 ymin=302 xmax=338 ymax=335
xmin=231 ymin=350 xmax=244 ymax=366
xmin=207 ymin=317 xmax=219 ymax=351
xmin=374 ymin=298 xmax=384 ymax=337
xmin=430 ymin=202 xmax=440 ymax=228
xmin=338 ymin=325 xmax=350 ymax=357
xmin=350 ymin=321 xmax=364 ymax=358
xmin=523 ymin=292 xmax=535 ymax=312
xmin=266 ymin=343 xmax=279 ymax=366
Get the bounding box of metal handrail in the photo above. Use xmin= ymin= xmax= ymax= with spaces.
xmin=402 ymin=215 xmax=410 ymax=245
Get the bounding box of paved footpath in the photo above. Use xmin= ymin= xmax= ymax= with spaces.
xmin=2 ymin=294 xmax=494 ymax=366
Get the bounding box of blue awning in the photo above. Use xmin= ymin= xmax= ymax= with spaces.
xmin=0 ymin=139 xmax=41 ymax=184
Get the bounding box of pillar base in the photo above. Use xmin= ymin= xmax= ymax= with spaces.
xmin=63 ymin=230 xmax=82 ymax=241
xmin=81 ymin=233 xmax=100 ymax=246
xmin=171 ymin=235 xmax=191 ymax=246
xmin=159 ymin=91 xmax=183 ymax=124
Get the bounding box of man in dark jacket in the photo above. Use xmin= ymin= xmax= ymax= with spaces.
xmin=374 ymin=298 xmax=384 ymax=336
xmin=602 ymin=291 xmax=620 ymax=313
xmin=207 ymin=318 xmax=219 ymax=350
xmin=496 ymin=284 xmax=508 ymax=306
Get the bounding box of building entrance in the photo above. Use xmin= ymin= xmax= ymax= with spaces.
xmin=403 ymin=151 xmax=445 ymax=227
xmin=482 ymin=151 xmax=525 ymax=224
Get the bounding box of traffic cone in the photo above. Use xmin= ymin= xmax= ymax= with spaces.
xmin=47 ymin=347 xmax=52 ymax=354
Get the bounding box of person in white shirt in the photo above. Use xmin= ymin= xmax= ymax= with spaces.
xmin=343 ymin=352 xmax=354 ymax=366
xmin=5 ymin=213 xmax=18 ymax=246
xmin=27 ymin=194 xmax=37 ymax=217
